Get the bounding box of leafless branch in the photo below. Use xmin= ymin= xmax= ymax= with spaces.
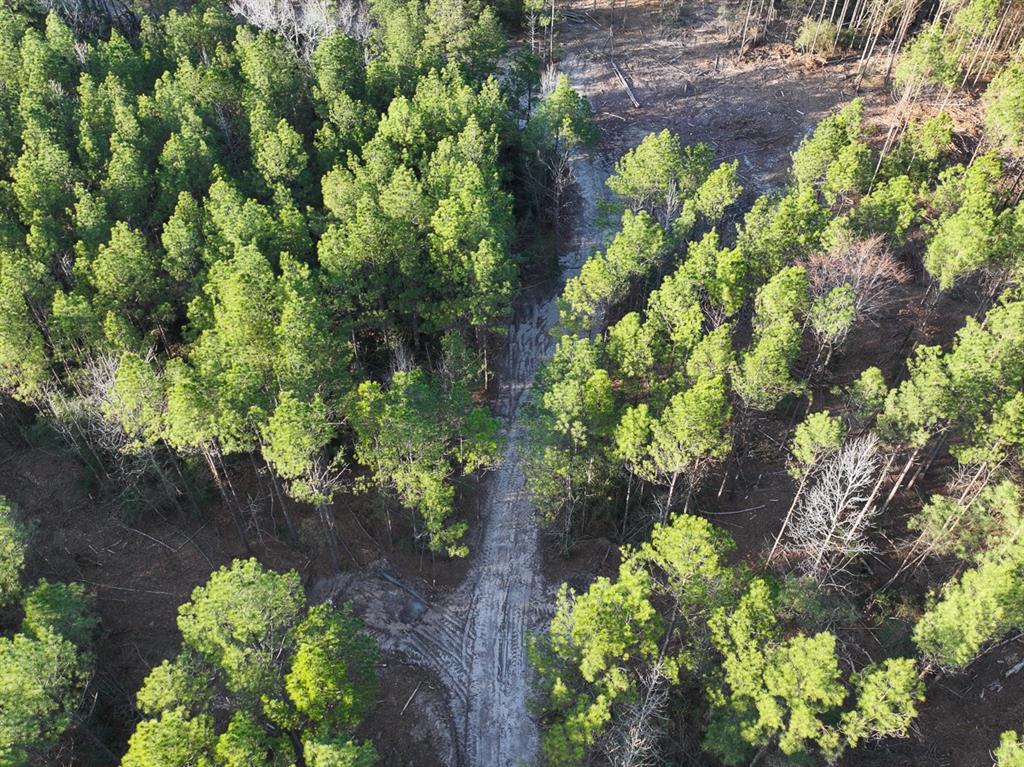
xmin=228 ymin=0 xmax=371 ymax=56
xmin=806 ymin=235 xmax=910 ymax=323
xmin=787 ymin=434 xmax=882 ymax=586
xmin=601 ymin=660 xmax=672 ymax=767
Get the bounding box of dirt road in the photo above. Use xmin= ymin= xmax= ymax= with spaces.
xmin=459 ymin=142 xmax=608 ymax=766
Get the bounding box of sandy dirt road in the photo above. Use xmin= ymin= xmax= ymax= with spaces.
xmin=458 ymin=144 xmax=608 ymax=766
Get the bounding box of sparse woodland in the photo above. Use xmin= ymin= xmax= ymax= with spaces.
xmin=0 ymin=0 xmax=1023 ymax=764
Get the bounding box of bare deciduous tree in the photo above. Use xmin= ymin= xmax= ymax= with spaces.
xmin=229 ymin=0 xmax=371 ymax=55
xmin=806 ymin=235 xmax=910 ymax=321
xmin=787 ymin=433 xmax=882 ymax=586
xmin=29 ymin=0 xmax=138 ymax=37
xmin=601 ymin=660 xmax=672 ymax=767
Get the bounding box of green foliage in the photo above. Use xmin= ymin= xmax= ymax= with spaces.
xmin=883 ymin=114 xmax=953 ymax=182
xmin=894 ymin=23 xmax=960 ymax=94
xmin=681 ymin=229 xmax=748 ymax=317
xmin=528 ymin=74 xmax=597 ymax=150
xmin=842 ymin=366 xmax=888 ymax=426
xmin=642 ymin=375 xmax=733 ymax=507
xmin=736 ymin=188 xmax=829 ymax=282
xmin=848 ymin=175 xmax=919 ymax=242
xmin=106 ymin=353 xmax=166 ymax=451
xmin=0 ymin=497 xmax=26 ymax=607
xmin=0 ymin=1 xmax=528 ymax=563
xmin=794 ymin=17 xmax=838 ymax=56
xmin=910 ymin=480 xmax=1022 ymax=562
xmin=643 ymin=260 xmax=705 ymax=362
xmin=533 ymin=564 xmax=662 ymax=765
xmin=694 ymin=160 xmax=743 ymax=224
xmin=534 ymin=510 xmax=922 ymax=765
xmin=879 ymin=294 xmax=1024 ymax=461
xmin=734 ymin=267 xmax=810 ymax=410
xmin=349 ymin=368 xmax=500 ymax=556
xmin=606 ymin=311 xmax=656 ymax=385
xmin=262 ymin=392 xmax=338 ymax=505
xmin=127 ymin=560 xmax=378 ymax=766
xmin=985 ymin=60 xmax=1024 ymax=157
xmin=0 ymin=493 xmax=95 ymax=766
xmin=559 ymin=210 xmax=667 ymax=332
xmin=0 ymin=265 xmax=49 ymax=402
xmin=996 ymin=727 xmax=1024 ymax=767
xmin=789 ymin=411 xmax=845 ymax=476
xmin=135 ymin=654 xmax=211 ymax=717
xmin=686 ymin=323 xmax=735 ymax=381
xmin=840 ymin=658 xmax=924 ymax=746
xmin=606 ymin=130 xmax=713 ymax=226
xmin=22 ymin=580 xmax=97 ymax=650
xmin=524 ymin=335 xmax=616 ymax=547
xmin=635 ymin=513 xmax=736 ymax=665
xmin=305 ymin=739 xmax=378 ymax=767
xmin=809 ymin=283 xmax=857 ymax=352
xmin=285 ymin=604 xmax=379 ymax=737
xmin=823 ymin=140 xmax=874 ymax=205
xmin=733 ymin=318 xmax=804 ymax=411
xmin=913 ymin=541 xmax=1024 ymax=668
xmin=121 ymin=708 xmax=216 ymax=767
xmin=706 ymin=578 xmax=922 ymax=764
xmin=177 ymin=559 xmax=305 ymax=699
xmin=0 ymin=629 xmax=89 ymax=766
xmin=253 ymin=117 xmax=308 ymax=187
xmin=533 ymin=516 xmax=739 ymax=764
xmin=792 ymin=99 xmax=864 ymax=193
xmin=924 ymin=154 xmax=1018 ymax=289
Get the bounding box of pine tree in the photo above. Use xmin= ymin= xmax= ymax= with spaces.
xmin=125 ymin=559 xmax=378 ymax=766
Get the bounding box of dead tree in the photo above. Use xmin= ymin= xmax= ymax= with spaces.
xmin=228 ymin=0 xmax=371 ymax=55
xmin=31 ymin=0 xmax=138 ymax=38
xmin=805 ymin=235 xmax=910 ymax=322
xmin=786 ymin=434 xmax=882 ymax=586
xmin=600 ymin=660 xmax=672 ymax=767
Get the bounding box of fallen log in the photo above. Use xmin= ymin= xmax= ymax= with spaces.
xmin=611 ymin=60 xmax=641 ymax=108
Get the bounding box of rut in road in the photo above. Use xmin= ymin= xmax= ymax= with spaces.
xmin=317 ymin=65 xmax=607 ymax=766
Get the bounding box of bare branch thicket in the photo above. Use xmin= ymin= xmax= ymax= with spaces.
xmin=805 ymin=235 xmax=910 ymax=321
xmin=29 ymin=0 xmax=138 ymax=37
xmin=44 ymin=352 xmax=129 ymax=456
xmin=600 ymin=660 xmax=672 ymax=767
xmin=787 ymin=433 xmax=883 ymax=586
xmin=390 ymin=338 xmax=416 ymax=376
xmin=229 ymin=0 xmax=372 ymax=55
